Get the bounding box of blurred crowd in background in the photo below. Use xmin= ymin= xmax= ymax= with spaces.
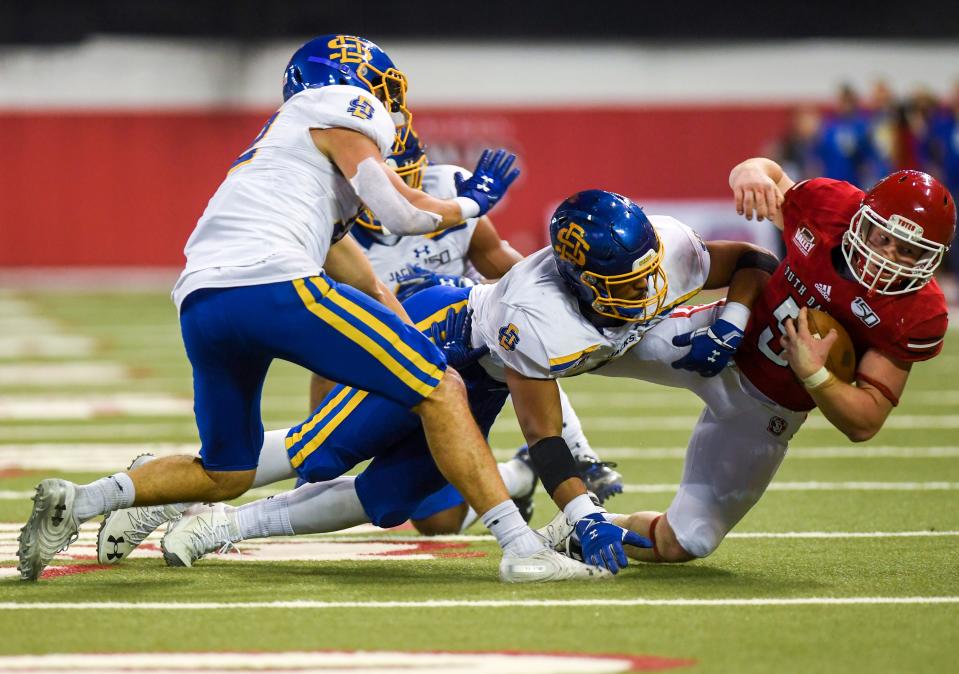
xmin=772 ymin=80 xmax=959 ymax=291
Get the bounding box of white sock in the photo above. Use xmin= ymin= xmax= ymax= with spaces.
xmin=481 ymin=500 xmax=543 ymax=556
xmin=459 ymin=459 xmax=536 ymax=533
xmin=563 ymin=493 xmax=604 ymax=524
xmin=286 ymin=477 xmax=370 ymax=534
xmin=558 ymin=385 xmax=599 ymax=462
xmin=499 ymin=457 xmax=536 ymax=497
xmin=74 ymin=473 xmax=136 ymax=520
xmin=234 ymin=494 xmax=294 ymax=540
xmin=252 ymin=429 xmax=297 ymax=488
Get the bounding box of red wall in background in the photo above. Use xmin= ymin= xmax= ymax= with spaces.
xmin=0 ymin=105 xmax=790 ymax=265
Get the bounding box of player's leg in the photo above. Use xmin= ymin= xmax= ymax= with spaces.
xmin=19 ymin=286 xmax=273 ymax=580
xmin=308 ymin=372 xmax=336 ymax=412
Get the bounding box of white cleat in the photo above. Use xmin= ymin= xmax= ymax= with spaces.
xmin=97 ymin=454 xmax=184 ymax=564
xmin=16 ymin=479 xmax=81 ymax=581
xmin=536 ymin=509 xmax=575 ymax=550
xmin=499 ymin=547 xmax=611 ymax=583
xmin=161 ymin=503 xmax=240 ymax=568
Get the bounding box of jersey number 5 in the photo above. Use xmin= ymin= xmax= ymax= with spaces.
xmin=758 ymin=296 xmax=801 ymax=367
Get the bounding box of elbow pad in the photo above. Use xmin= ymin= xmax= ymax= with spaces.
xmin=349 ymin=157 xmax=442 ymax=235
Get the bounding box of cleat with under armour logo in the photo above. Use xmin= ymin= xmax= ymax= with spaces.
xmin=96 ymin=454 xmax=183 ymax=564
xmin=16 ymin=479 xmax=80 ymax=581
xmin=510 ymin=446 xmax=538 ymax=523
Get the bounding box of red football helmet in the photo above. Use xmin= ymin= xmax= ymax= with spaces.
xmin=843 ymin=170 xmax=956 ymax=295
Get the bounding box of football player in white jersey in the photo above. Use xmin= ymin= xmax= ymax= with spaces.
xmin=146 ymin=189 xmax=775 ymax=574
xmin=308 ymin=134 xmax=624 ymax=535
xmin=16 ymin=34 xmax=599 ymax=584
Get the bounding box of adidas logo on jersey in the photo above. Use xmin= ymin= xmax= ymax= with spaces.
xmin=814 ymin=283 xmax=832 ymax=302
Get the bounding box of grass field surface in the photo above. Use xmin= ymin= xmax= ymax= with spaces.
xmin=0 ymin=288 xmax=956 ymax=673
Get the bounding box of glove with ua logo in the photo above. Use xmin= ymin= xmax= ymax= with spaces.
xmin=454 ymin=149 xmax=520 ymax=217
xmin=574 ymin=513 xmax=652 ymax=574
xmin=670 ymin=302 xmax=750 ymax=378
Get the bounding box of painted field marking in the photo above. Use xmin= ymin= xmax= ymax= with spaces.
xmin=0 ymin=362 xmax=131 ymax=386
xmin=0 ymin=597 xmax=956 ymax=610
xmin=0 ymin=650 xmax=689 ymax=674
xmin=0 ymin=335 xmax=97 ymax=359
xmin=0 ymin=316 xmax=64 ymax=336
xmin=2 ymin=481 xmax=959 ymax=502
xmin=493 ymin=414 xmax=959 ymax=432
xmin=0 ymin=394 xmax=193 ymax=420
xmin=4 ymin=443 xmax=959 ymax=472
xmin=0 ymin=423 xmax=200 ymax=441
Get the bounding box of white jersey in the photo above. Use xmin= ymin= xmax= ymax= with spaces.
xmin=172 ymin=85 xmax=396 ymax=309
xmin=352 ymin=164 xmax=480 ymax=289
xmin=468 ymin=215 xmax=710 ymax=381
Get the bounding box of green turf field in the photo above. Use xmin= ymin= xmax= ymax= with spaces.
xmin=0 ymin=288 xmax=956 ymax=673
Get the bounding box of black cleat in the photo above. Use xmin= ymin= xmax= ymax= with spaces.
xmin=510 ymin=446 xmax=537 ymax=523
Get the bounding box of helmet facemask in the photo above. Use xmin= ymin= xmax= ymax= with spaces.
xmin=580 ymin=243 xmax=669 ymax=323
xmin=842 ymin=205 xmax=947 ymax=295
xmin=356 ymin=63 xmax=413 ymax=153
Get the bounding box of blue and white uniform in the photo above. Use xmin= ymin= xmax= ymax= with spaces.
xmin=172 ymin=84 xmax=448 ymax=472
xmin=352 ymin=164 xmax=482 ymax=288
xmin=291 ymin=215 xmax=710 ymax=524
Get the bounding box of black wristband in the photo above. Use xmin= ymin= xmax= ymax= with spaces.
xmin=527 ymin=436 xmax=578 ymax=496
xmin=734 ymin=249 xmax=780 ymax=275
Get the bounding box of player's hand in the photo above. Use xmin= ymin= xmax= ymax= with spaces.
xmin=670 ymin=319 xmax=744 ymax=377
xmin=781 ymin=307 xmax=838 ymax=379
xmin=573 ymin=513 xmax=652 ymax=574
xmin=428 ymin=307 xmax=488 ymax=369
xmin=455 ymin=149 xmax=520 ymax=217
xmin=731 ymin=165 xmax=784 ymax=222
xmin=395 ymin=265 xmax=475 ymax=303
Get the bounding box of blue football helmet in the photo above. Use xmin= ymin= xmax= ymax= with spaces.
xmin=355 ymin=127 xmax=428 ymax=237
xmin=282 ymin=34 xmax=412 ymax=151
xmin=549 ymin=190 xmax=668 ymax=323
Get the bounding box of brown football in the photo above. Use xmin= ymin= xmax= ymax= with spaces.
xmin=805 ymin=308 xmax=857 ymax=383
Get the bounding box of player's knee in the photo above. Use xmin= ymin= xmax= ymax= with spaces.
xmin=415 ymin=368 xmax=466 ymax=414
xmin=411 ymin=506 xmax=466 ymax=536
xmin=204 ymin=469 xmax=255 ymax=501
xmin=669 ymin=518 xmax=725 ymax=560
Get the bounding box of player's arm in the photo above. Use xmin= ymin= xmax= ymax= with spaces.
xmin=671 ymin=241 xmax=777 ymax=377
xmin=781 ymin=307 xmax=905 ymax=442
xmin=466 ymin=216 xmax=524 ymax=279
xmin=312 ymin=128 xmax=518 ymax=235
xmin=729 ymin=157 xmax=796 ymax=230
xmin=323 ymin=233 xmax=412 ymax=324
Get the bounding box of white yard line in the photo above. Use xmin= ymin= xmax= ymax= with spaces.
xmin=0 ymin=394 xmax=193 ymax=420
xmin=0 ymin=423 xmax=199 ymax=441
xmin=0 ymin=335 xmax=97 ymax=359
xmin=0 ymin=597 xmax=956 ymax=609
xmin=0 ymin=363 xmax=131 ymax=386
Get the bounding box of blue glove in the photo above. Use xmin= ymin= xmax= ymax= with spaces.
xmin=574 ymin=513 xmax=652 ymax=574
xmin=454 ymin=149 xmax=520 ymax=216
xmin=395 ymin=265 xmax=474 ymax=303
xmin=428 ymin=308 xmax=489 ymax=369
xmin=670 ymin=318 xmax=744 ymax=377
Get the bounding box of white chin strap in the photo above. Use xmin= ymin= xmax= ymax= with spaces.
xmin=349 ymin=157 xmax=442 ymax=236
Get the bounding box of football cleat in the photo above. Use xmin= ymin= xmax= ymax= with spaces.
xmin=536 ymin=509 xmax=574 ymax=550
xmin=577 ymin=457 xmax=624 ymax=504
xmin=510 ymin=445 xmax=538 ymax=523
xmin=499 ymin=546 xmax=610 ymax=583
xmin=96 ymin=454 xmax=183 ymax=564
xmin=161 ymin=503 xmax=240 ymax=568
xmin=16 ymin=479 xmax=81 ymax=581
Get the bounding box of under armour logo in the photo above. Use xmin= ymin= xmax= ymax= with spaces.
xmin=106 ymin=535 xmax=125 ymax=561
xmin=52 ymin=502 xmax=66 ymax=526
xmin=706 ymin=349 xmax=720 ymax=363
xmin=413 ymin=245 xmax=430 ymax=259
xmin=477 ymin=176 xmax=494 ymax=193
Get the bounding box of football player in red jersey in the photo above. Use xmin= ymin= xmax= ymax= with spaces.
xmin=547 ymin=157 xmax=955 ymax=564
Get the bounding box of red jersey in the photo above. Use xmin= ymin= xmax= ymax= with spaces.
xmin=735 ymin=178 xmax=948 ymax=412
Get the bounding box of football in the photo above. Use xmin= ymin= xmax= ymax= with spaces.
xmin=805 ymin=308 xmax=857 ymax=383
